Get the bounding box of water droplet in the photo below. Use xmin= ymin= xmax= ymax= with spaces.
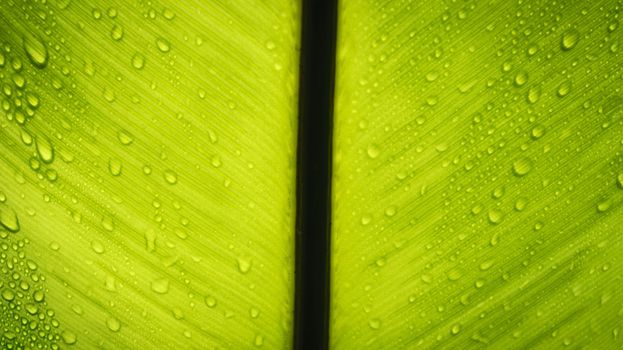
xmin=265 ymin=41 xmax=276 ymax=50
xmin=479 ymin=260 xmax=494 ymax=271
xmin=367 ymin=144 xmax=380 ymax=159
xmin=421 ymin=274 xmax=432 ymax=284
xmin=132 ymin=53 xmax=145 ymax=69
xmin=61 ymin=331 xmax=77 ymax=345
xmin=111 ymin=25 xmax=124 ymax=41
xmin=23 ymin=34 xmax=48 ymax=68
xmin=557 ymin=81 xmax=571 ymax=97
xmin=106 ymin=317 xmax=121 ymax=332
xmin=91 ymin=240 xmax=105 ymax=254
xmin=447 ymin=269 xmax=462 ymax=281
xmin=164 ymin=170 xmax=178 ymax=184
xmin=488 ymin=209 xmax=503 ymax=224
xmin=151 ymin=278 xmax=169 ymax=294
xmin=249 ymin=307 xmax=260 ymax=318
xmin=561 ymin=29 xmax=579 ymax=51
xmin=527 ymin=86 xmax=541 ymax=104
xmin=360 ymin=214 xmax=372 ymax=225
xmin=515 ymin=198 xmax=528 ymax=211
xmin=512 ymin=158 xmax=532 ymax=176
xmin=597 ymin=200 xmax=610 ymax=213
xmin=101 ymin=216 xmax=114 ymax=232
xmin=369 ymin=318 xmax=381 ymax=329
xmin=36 ymin=137 xmax=55 ymax=163
xmin=163 ymin=8 xmax=176 ymax=20
xmin=531 ymin=125 xmax=545 ymax=139
xmin=0 ymin=203 xmax=20 ymax=233
xmin=375 ymin=257 xmax=386 ymax=267
xmin=451 ymin=324 xmax=461 ymax=335
xmin=33 ymin=290 xmax=45 ymax=302
xmin=384 ymin=206 xmax=397 ymax=217
xmin=117 ymin=130 xmax=134 ymax=145
xmin=237 ymin=257 xmax=252 ymax=274
xmin=514 ymin=71 xmax=528 ymax=86
xmin=156 ymin=38 xmax=171 ymax=52
xmin=1 ymin=289 xmax=15 ymax=301
xmin=205 ymin=296 xmax=217 ymax=308
xmin=108 ymin=158 xmax=122 ymax=176
xmin=211 ymin=155 xmax=222 ymax=168
xmin=617 ymin=174 xmax=623 ymax=189
xmin=254 ymin=334 xmax=264 ymax=347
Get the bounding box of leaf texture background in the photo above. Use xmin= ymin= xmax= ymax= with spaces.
xmin=332 ymin=0 xmax=623 ymax=348
xmin=1 ymin=0 xmax=299 ymax=348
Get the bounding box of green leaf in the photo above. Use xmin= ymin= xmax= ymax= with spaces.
xmin=1 ymin=0 xmax=299 ymax=348
xmin=332 ymin=0 xmax=622 ymax=348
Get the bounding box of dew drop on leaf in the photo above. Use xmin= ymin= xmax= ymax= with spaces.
xmin=132 ymin=53 xmax=145 ymax=69
xmin=23 ymin=34 xmax=48 ymax=68
xmin=561 ymin=29 xmax=579 ymax=51
xmin=36 ymin=136 xmax=55 ymax=164
xmin=151 ymin=278 xmax=169 ymax=294
xmin=367 ymin=144 xmax=380 ymax=159
xmin=0 ymin=203 xmax=20 ymax=233
xmin=106 ymin=317 xmax=121 ymax=332
xmin=488 ymin=209 xmax=503 ymax=224
xmin=512 ymin=158 xmax=532 ymax=176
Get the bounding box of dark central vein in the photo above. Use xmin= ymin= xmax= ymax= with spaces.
xmin=293 ymin=0 xmax=338 ymax=349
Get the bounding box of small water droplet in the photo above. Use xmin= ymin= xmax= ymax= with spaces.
xmin=91 ymin=240 xmax=105 ymax=254
xmin=164 ymin=170 xmax=178 ymax=184
xmin=367 ymin=144 xmax=380 ymax=159
xmin=254 ymin=334 xmax=264 ymax=347
xmin=205 ymin=296 xmax=217 ymax=308
xmin=369 ymin=318 xmax=381 ymax=329
xmin=479 ymin=259 xmax=494 ymax=271
xmin=108 ymin=158 xmax=122 ymax=176
xmin=557 ymin=81 xmax=571 ymax=97
xmin=616 ymin=174 xmax=623 ymax=189
xmin=156 ymin=38 xmax=171 ymax=52
xmin=597 ymin=200 xmax=610 ymax=213
xmin=61 ymin=330 xmax=77 ymax=345
xmin=514 ymin=71 xmax=528 ymax=86
xmin=237 ymin=257 xmax=252 ymax=274
xmin=527 ymin=86 xmax=541 ymax=104
xmin=151 ymin=278 xmax=169 ymax=294
xmin=111 ymin=25 xmax=124 ymax=41
xmin=131 ymin=53 xmax=145 ymax=70
xmin=117 ymin=130 xmax=134 ymax=145
xmin=451 ymin=324 xmax=461 ymax=335
xmin=101 ymin=216 xmax=114 ymax=232
xmin=512 ymin=158 xmax=532 ymax=176
xmin=106 ymin=317 xmax=121 ymax=332
xmin=384 ymin=206 xmax=397 ymax=217
xmin=488 ymin=209 xmax=503 ymax=224
xmin=531 ymin=125 xmax=545 ymax=139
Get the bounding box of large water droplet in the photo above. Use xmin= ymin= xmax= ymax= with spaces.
xmin=23 ymin=34 xmax=48 ymax=68
xmin=36 ymin=137 xmax=55 ymax=164
xmin=561 ymin=29 xmax=579 ymax=51
xmin=0 ymin=203 xmax=20 ymax=233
